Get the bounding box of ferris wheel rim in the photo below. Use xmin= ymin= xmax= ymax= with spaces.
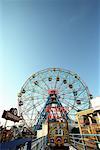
xmin=18 ymin=67 xmax=92 ymax=127
xmin=19 ymin=67 xmax=90 ymax=95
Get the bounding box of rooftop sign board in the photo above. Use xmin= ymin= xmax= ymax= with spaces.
xmin=2 ymin=108 xmax=21 ymax=122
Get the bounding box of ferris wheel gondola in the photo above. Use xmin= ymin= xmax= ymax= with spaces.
xmin=18 ymin=68 xmax=93 ymax=127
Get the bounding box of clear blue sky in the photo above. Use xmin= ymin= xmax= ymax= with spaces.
xmin=0 ymin=0 xmax=100 ymax=124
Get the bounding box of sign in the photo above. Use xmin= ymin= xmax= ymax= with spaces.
xmin=2 ymin=109 xmax=21 ymax=122
xmin=46 ymin=106 xmax=68 ymax=120
xmin=46 ymin=106 xmax=68 ymax=113
xmin=48 ymin=89 xmax=58 ymax=94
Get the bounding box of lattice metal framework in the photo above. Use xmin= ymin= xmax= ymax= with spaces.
xmin=18 ymin=68 xmax=93 ymax=127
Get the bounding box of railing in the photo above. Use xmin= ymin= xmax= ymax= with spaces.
xmin=0 ymin=138 xmax=32 ymax=150
xmin=0 ymin=136 xmax=47 ymax=150
xmin=1 ymin=134 xmax=100 ymax=150
xmin=31 ymin=136 xmax=47 ymax=150
xmin=69 ymin=134 xmax=100 ymax=150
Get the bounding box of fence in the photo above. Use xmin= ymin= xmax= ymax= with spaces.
xmin=69 ymin=133 xmax=100 ymax=150
xmin=0 ymin=136 xmax=47 ymax=150
xmin=31 ymin=136 xmax=47 ymax=150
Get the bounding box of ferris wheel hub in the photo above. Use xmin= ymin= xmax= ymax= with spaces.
xmin=18 ymin=68 xmax=92 ymax=127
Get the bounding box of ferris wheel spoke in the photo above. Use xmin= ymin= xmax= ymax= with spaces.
xmin=61 ymin=99 xmax=79 ymax=111
xmin=34 ymin=83 xmax=48 ymax=93
xmin=60 ymin=86 xmax=72 ymax=93
xmin=44 ymin=70 xmax=53 ymax=89
xmin=58 ymin=76 xmax=72 ymax=92
xmin=22 ymin=106 xmax=34 ymax=114
xmin=76 ymin=87 xmax=89 ymax=98
xmin=22 ymin=101 xmax=34 ymax=111
xmin=30 ymin=113 xmax=34 ymax=122
xmin=57 ymin=81 xmax=65 ymax=90
xmin=42 ymin=79 xmax=50 ymax=89
xmin=74 ymin=86 xmax=84 ymax=93
xmin=54 ymin=70 xmax=60 ymax=89
xmin=22 ymin=97 xmax=45 ymax=102
xmin=24 ymin=104 xmax=40 ymax=118
xmin=54 ymin=80 xmax=58 ymax=89
xmin=35 ymin=102 xmax=45 ymax=109
xmin=18 ymin=68 xmax=91 ymax=126
xmin=30 ymin=88 xmax=48 ymax=97
xmin=60 ymin=95 xmax=75 ymax=102
xmin=23 ymin=111 xmax=33 ymax=120
xmin=30 ymin=77 xmax=47 ymax=90
xmin=21 ymin=97 xmax=34 ymax=102
xmin=32 ymin=98 xmax=46 ymax=103
xmin=38 ymin=74 xmax=50 ymax=90
xmin=56 ymin=77 xmax=67 ymax=90
xmin=30 ymin=100 xmax=36 ymax=121
xmin=34 ymin=91 xmax=48 ymax=97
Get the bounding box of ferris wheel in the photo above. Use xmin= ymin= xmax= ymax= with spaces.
xmin=18 ymin=68 xmax=93 ymax=127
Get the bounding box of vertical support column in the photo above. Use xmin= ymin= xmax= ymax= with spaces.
xmin=81 ymin=134 xmax=86 ymax=150
xmin=27 ymin=141 xmax=32 ymax=150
